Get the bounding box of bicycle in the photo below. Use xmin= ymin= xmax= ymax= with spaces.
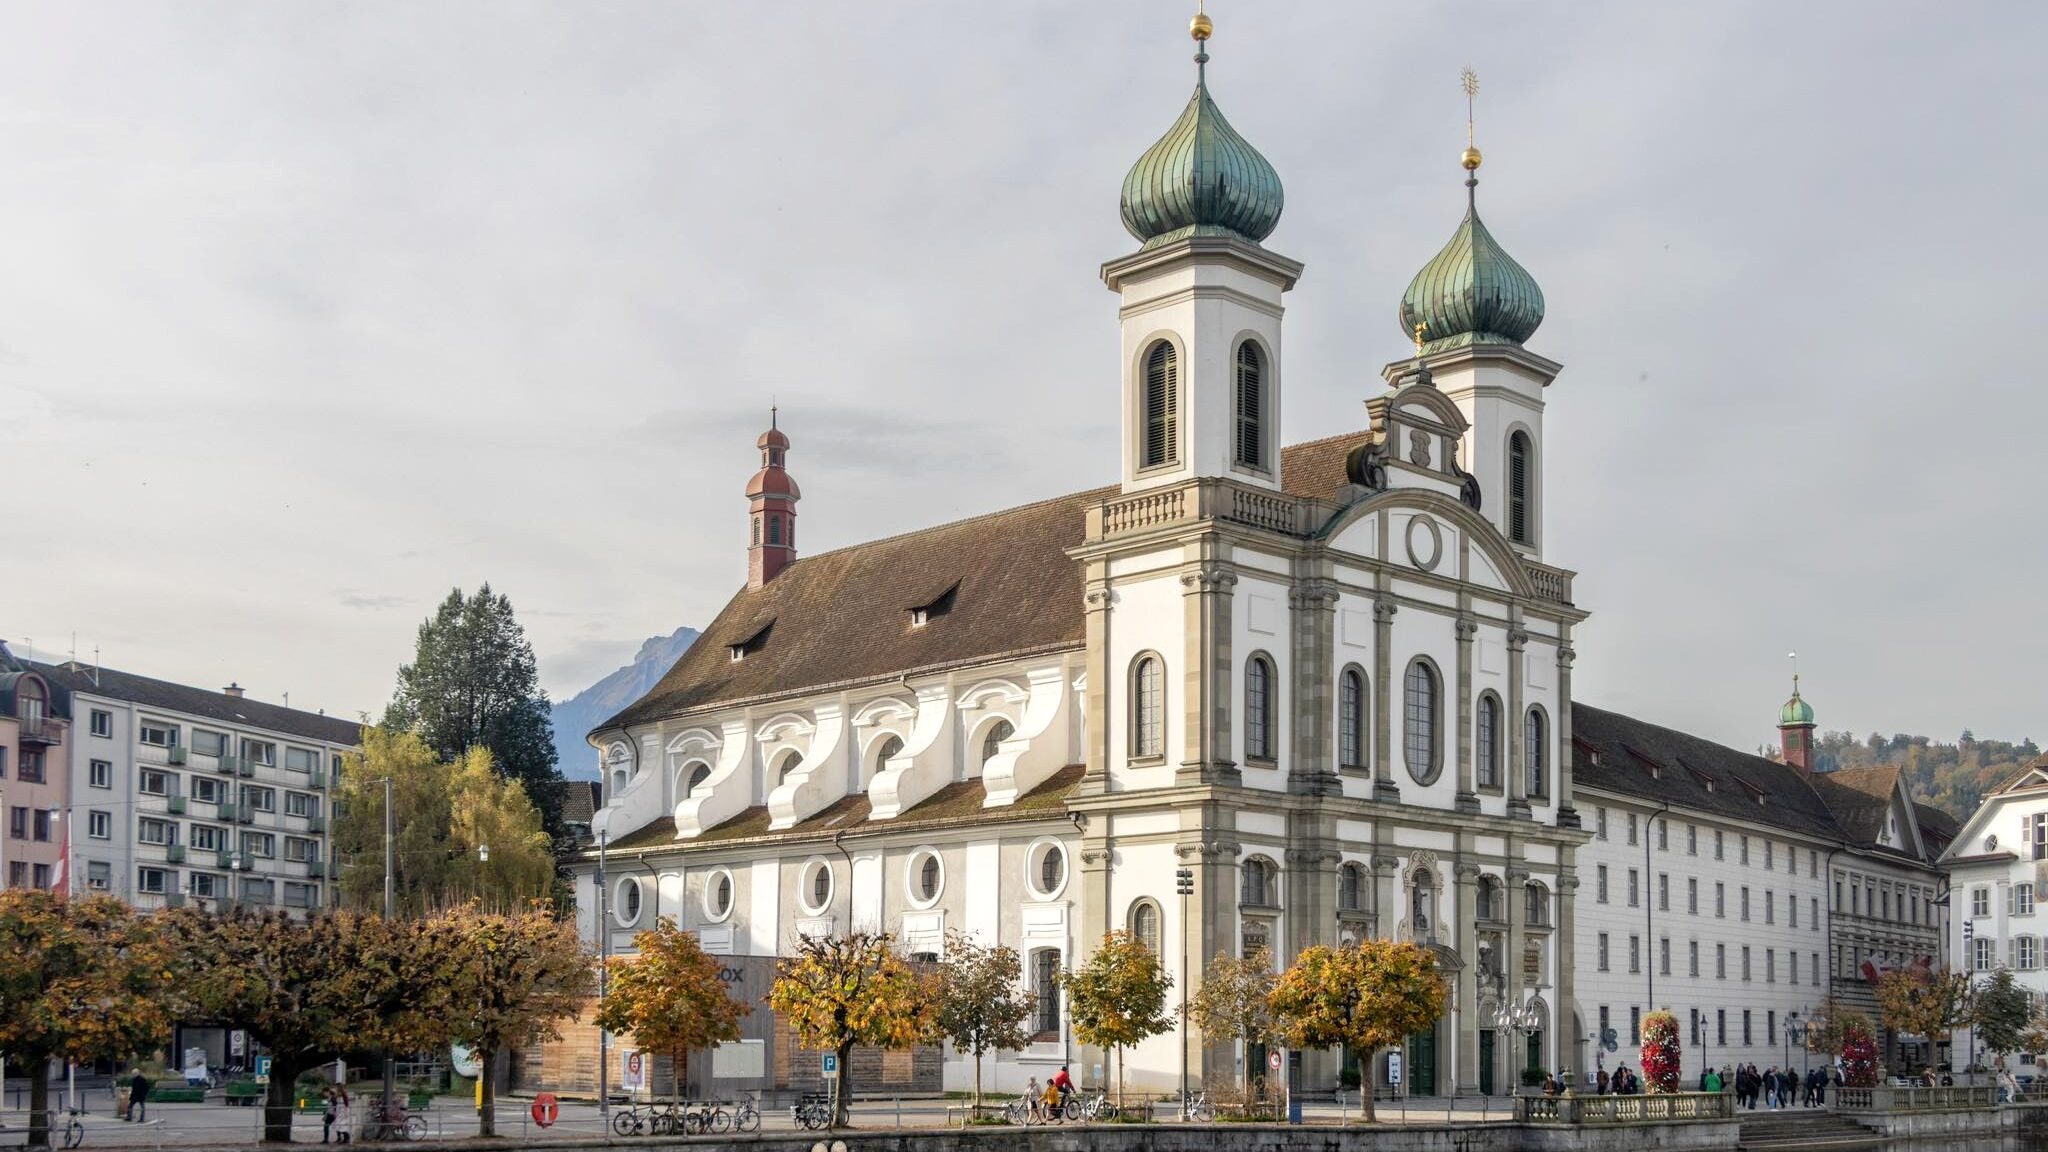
xmin=58 ymin=1104 xmax=86 ymax=1150
xmin=686 ymin=1100 xmax=731 ymax=1135
xmin=792 ymin=1093 xmax=833 ymax=1131
xmin=731 ymin=1093 xmax=762 ymax=1134
xmin=363 ymin=1100 xmax=426 ymax=1142
xmin=644 ymin=1100 xmax=679 ymax=1136
xmin=1179 ymin=1087 xmax=1215 ymax=1122
xmin=1063 ymin=1089 xmax=1118 ymax=1122
xmin=610 ymin=1100 xmax=650 ymax=1137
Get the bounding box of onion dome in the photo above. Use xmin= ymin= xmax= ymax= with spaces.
xmin=1119 ymin=15 xmax=1284 ymax=250
xmin=1399 ymin=159 xmax=1544 ymax=353
xmin=1779 ymin=681 xmax=1816 ymax=727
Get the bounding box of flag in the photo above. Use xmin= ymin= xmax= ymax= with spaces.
xmin=49 ymin=819 xmax=68 ymax=899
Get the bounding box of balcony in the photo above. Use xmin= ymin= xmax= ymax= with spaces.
xmin=18 ymin=714 xmax=67 ymax=746
xmin=235 ymin=807 xmax=255 ymax=825
xmin=236 ymin=760 xmax=258 ymax=778
xmin=306 ymin=815 xmax=327 ymax=833
xmin=167 ymin=745 xmax=189 ymax=766
xmin=309 ymin=772 xmax=327 ymax=791
xmin=307 ymin=860 xmax=327 ymax=878
xmin=166 ymin=844 xmax=187 ymax=864
xmin=217 ymin=755 xmax=239 ymax=776
xmin=165 ymin=891 xmax=187 ymax=909
xmin=1524 ymin=561 xmax=1577 ymax=606
xmin=215 ymin=849 xmax=239 ymax=869
xmin=167 ymin=796 xmax=188 ymax=815
xmin=218 ymin=801 xmax=239 ymax=821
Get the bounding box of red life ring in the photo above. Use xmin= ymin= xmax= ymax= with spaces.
xmin=531 ymin=1093 xmax=559 ymax=1128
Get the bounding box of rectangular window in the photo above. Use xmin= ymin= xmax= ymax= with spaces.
xmin=1791 ymin=950 xmax=1800 ymax=984
xmin=1743 ymin=1010 xmax=1753 ymax=1047
xmin=1716 ymin=882 xmax=1726 ymax=918
xmin=1659 ymin=936 xmax=1671 ymax=976
xmin=1598 ymin=865 xmax=1609 ymax=903
xmin=1741 ymin=886 xmax=1750 ymax=921
xmin=2021 ymin=884 xmax=2037 ymax=916
xmin=1658 ymin=819 xmax=1668 ymax=852
xmin=32 ymin=863 xmax=50 ymax=888
xmin=138 ymin=721 xmax=178 ymax=747
xmin=1975 ymin=938 xmax=1995 ymax=971
xmin=1765 ymin=888 xmax=1775 ymax=924
xmin=242 ymin=786 xmax=276 ymax=812
xmin=1812 ymin=896 xmax=1820 ymax=929
xmin=1687 ymin=824 xmax=1698 ymax=856
xmin=1629 ymin=935 xmax=1641 ymax=974
xmin=85 ymin=861 xmax=112 ymax=890
xmin=1810 ymin=849 xmax=1818 ymax=877
xmin=138 ymin=818 xmax=174 ymax=846
xmin=1765 ymin=841 xmax=1774 ymax=869
xmin=1766 ymin=948 xmax=1776 ymax=983
xmin=1716 ymin=943 xmax=1726 ymax=979
xmin=241 ymin=740 xmax=277 ymax=767
xmin=1974 ymin=887 xmax=1991 ymax=918
xmin=243 ymin=832 xmax=276 ymax=858
xmin=1628 ymin=869 xmax=1639 ymax=908
xmin=190 ymin=872 xmax=221 ymax=898
xmin=192 ymin=729 xmax=226 ymax=757
xmin=137 ymin=867 xmax=168 ymax=894
xmin=1740 ymin=835 xmax=1749 ymax=865
xmin=1688 ymin=877 xmax=1699 ymax=914
xmin=1717 ymin=1009 xmax=1726 ymax=1046
xmin=285 ymin=747 xmax=318 ymax=773
xmin=284 ymin=836 xmax=318 ymax=862
xmin=87 ymin=810 xmax=112 ymax=839
xmin=90 ymin=709 xmax=113 ymax=738
xmin=1789 ymin=893 xmax=1797 ymax=928
xmin=283 ymin=882 xmax=317 ymax=908
xmin=1688 ymin=940 xmax=1700 ymax=977
xmin=192 ymin=777 xmax=221 ymax=805
xmin=1627 ymin=813 xmax=1638 ymax=846
xmin=1597 ymin=807 xmax=1608 ymax=840
xmin=1715 ymin=830 xmax=1724 ymax=861
xmin=240 ymin=878 xmax=275 ymax=904
xmin=1600 ymin=1005 xmax=1610 ymax=1038
xmin=1813 ymin=952 xmax=1821 ymax=986
xmin=8 ymin=807 xmax=24 ymax=839
xmin=89 ymin=759 xmax=112 ymax=789
xmin=139 ymin=769 xmax=169 ymax=796
xmin=2021 ymin=937 xmax=2038 ymax=969
xmin=33 ymin=809 xmax=51 ymax=842
xmin=285 ymin=792 xmax=314 ymax=818
xmin=190 ymin=825 xmax=225 ymax=852
xmin=1742 ymin=945 xmax=1752 ymax=981
xmin=1631 ymin=1006 xmax=1642 ymax=1046
xmin=1598 ymin=933 xmax=1610 ymax=971
xmin=1659 ymin=873 xmax=1670 ymax=911
xmin=1033 ymin=949 xmax=1061 ymax=1034
xmin=1768 ymin=1009 xmax=1777 ymax=1043
xmin=0 ymin=746 xmax=6 ymax=777
xmin=17 ymin=751 xmax=43 ymax=784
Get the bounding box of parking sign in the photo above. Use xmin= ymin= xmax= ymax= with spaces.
xmin=822 ymin=1054 xmax=838 ymax=1075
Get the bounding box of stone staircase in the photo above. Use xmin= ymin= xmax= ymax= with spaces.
xmin=1736 ymin=1108 xmax=1882 ymax=1152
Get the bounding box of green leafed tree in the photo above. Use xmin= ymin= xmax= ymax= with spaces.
xmin=931 ymin=929 xmax=1033 ymax=1109
xmin=334 ymin=727 xmax=554 ymax=915
xmin=1187 ymin=947 xmax=1280 ymax=1092
xmin=427 ymin=905 xmax=595 ymax=1137
xmin=594 ymin=922 xmax=750 ymax=1110
xmin=383 ymin=584 xmax=566 ymax=843
xmin=0 ymin=892 xmax=177 ymax=1150
xmin=1974 ymin=969 xmax=2032 ymax=1062
xmin=1064 ymin=930 xmax=1175 ymax=1112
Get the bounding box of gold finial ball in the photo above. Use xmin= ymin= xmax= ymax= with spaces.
xmin=1461 ymin=146 xmax=1483 ymax=171
xmin=1190 ymin=11 xmax=1213 ymax=41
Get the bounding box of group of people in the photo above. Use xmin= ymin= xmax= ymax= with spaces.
xmin=1022 ymin=1066 xmax=1076 ymax=1121
xmin=1592 ymin=1066 xmax=1644 ymax=1095
xmin=1705 ymin=1063 xmax=1833 ymax=1109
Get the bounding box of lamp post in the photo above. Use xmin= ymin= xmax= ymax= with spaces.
xmin=1489 ymin=998 xmax=1545 ymax=1091
xmin=1695 ymin=1008 xmax=1712 ymax=1084
xmin=596 ymin=828 xmax=610 ymax=1128
xmin=1786 ymin=1013 xmax=1807 ymax=1086
xmin=1175 ymin=867 xmax=1194 ymax=1113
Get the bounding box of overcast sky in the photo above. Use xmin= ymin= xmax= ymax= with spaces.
xmin=3 ymin=1 xmax=2042 ymax=758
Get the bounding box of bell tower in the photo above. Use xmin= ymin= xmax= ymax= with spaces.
xmin=746 ymin=408 xmax=800 ymax=588
xmin=1104 ymin=9 xmax=1301 ymax=494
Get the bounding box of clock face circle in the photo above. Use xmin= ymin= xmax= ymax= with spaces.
xmin=1987 ymin=834 xmax=2000 ymax=851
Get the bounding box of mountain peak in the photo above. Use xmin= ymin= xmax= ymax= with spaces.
xmin=550 ymin=626 xmax=700 ymax=779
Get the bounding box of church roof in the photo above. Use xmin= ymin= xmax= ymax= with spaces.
xmin=600 ymin=434 xmax=1364 ymax=736
xmin=1399 ymin=180 xmax=1544 ymax=354
xmin=1118 ymin=31 xmax=1283 ymax=249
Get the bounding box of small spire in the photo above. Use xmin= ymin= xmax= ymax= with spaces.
xmin=1788 ymin=650 xmax=1800 ymax=695
xmin=770 ymin=403 xmax=778 ymax=430
xmin=1191 ymin=2 xmax=1211 ymax=82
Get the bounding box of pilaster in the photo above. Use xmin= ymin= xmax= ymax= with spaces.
xmin=1080 ymin=575 xmax=1113 ymax=795
xmin=1371 ymin=596 xmax=1400 ymax=802
xmin=1178 ymin=558 xmax=1240 ymax=787
xmin=1454 ymin=613 xmax=1479 ymax=814
xmin=1288 ymin=580 xmax=1340 ymax=796
xmin=1554 ymin=857 xmax=1580 ymax=1081
xmin=1454 ymin=857 xmax=1481 ymax=1095
xmin=1176 ymin=827 xmax=1241 ymax=1081
xmin=1505 ymin=622 xmax=1531 ymax=820
xmin=1372 ymin=854 xmax=1400 ymax=944
xmin=1554 ymin=637 xmax=1579 ymax=827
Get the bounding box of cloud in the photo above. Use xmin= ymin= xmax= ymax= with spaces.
xmin=336 ymin=592 xmax=409 ymax=612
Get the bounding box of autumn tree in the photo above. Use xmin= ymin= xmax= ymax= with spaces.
xmin=1269 ymin=940 xmax=1447 ymax=1123
xmin=384 ymin=584 xmax=566 ymax=844
xmin=594 ymin=922 xmax=748 ymax=1108
xmin=1973 ymin=969 xmax=2032 ymax=1061
xmin=1806 ymin=994 xmax=1852 ymax=1058
xmin=768 ymin=932 xmax=935 ymax=1126
xmin=425 ymin=905 xmax=594 ymax=1137
xmin=1875 ymin=966 xmax=1970 ymax=1059
xmin=1187 ymin=947 xmax=1279 ymax=1091
xmin=931 ymin=930 xmax=1032 ymax=1110
xmin=164 ymin=907 xmax=446 ymax=1142
xmin=334 ymin=727 xmax=554 ymax=915
xmin=1065 ymin=930 xmax=1174 ymax=1112
xmin=0 ymin=892 xmax=175 ymax=1149
xmin=1840 ymin=1014 xmax=1880 ymax=1087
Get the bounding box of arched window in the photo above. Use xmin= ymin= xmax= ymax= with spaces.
xmin=1525 ymin=881 xmax=1551 ymax=926
xmin=1131 ymin=655 xmax=1164 ymax=758
xmin=1233 ymin=340 xmax=1264 ymax=469
xmin=1129 ymin=900 xmax=1162 ymax=954
xmin=1477 ymin=875 xmax=1503 ymax=922
xmin=869 ymin=735 xmax=904 ymax=784
xmin=1476 ymin=694 xmax=1502 ymax=790
xmin=1508 ymin=431 xmax=1533 ymax=544
xmin=773 ymin=750 xmax=803 ymax=787
xmin=1403 ymin=660 xmax=1440 ymax=781
xmin=980 ymin=719 xmax=1014 ymax=769
xmin=751 ymin=517 xmax=761 ymax=546
xmin=767 ymin=516 xmax=783 ymax=546
xmin=1244 ymin=655 xmax=1275 ymax=762
xmin=1140 ymin=340 xmax=1179 ymax=468
xmin=1241 ymin=856 xmax=1276 ymax=907
xmin=1338 ymin=668 xmax=1366 ymax=769
xmin=684 ymin=762 xmax=712 ymax=794
xmin=1339 ymin=863 xmax=1368 ymax=913
xmin=1526 ymin=707 xmax=1548 ymax=798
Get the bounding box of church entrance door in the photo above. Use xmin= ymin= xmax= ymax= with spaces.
xmin=1478 ymin=1029 xmax=1495 ymax=1096
xmin=1407 ymin=1029 xmax=1436 ymax=1096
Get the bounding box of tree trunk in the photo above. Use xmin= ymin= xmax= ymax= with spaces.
xmin=477 ymin=1045 xmax=497 ymax=1138
xmin=674 ymin=1048 xmax=689 ymax=1108
xmin=263 ymin=1056 xmax=309 ymax=1142
xmin=1359 ymin=1055 xmax=1376 ymax=1124
xmin=1115 ymin=1045 xmax=1124 ymax=1114
xmin=834 ymin=1040 xmax=854 ymax=1127
xmin=972 ymin=1051 xmax=983 ymax=1111
xmin=28 ymin=1061 xmax=50 ymax=1151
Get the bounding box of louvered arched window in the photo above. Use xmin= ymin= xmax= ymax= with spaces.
xmin=1131 ymin=655 xmax=1165 ymax=758
xmin=1234 ymin=340 xmax=1264 ymax=469
xmin=1508 ymin=431 xmax=1533 ymax=544
xmin=1338 ymin=667 xmax=1366 ymax=769
xmin=1141 ymin=340 xmax=1180 ymax=468
xmin=980 ymin=719 xmax=1014 ymax=770
xmin=1245 ymin=654 xmax=1275 ymax=761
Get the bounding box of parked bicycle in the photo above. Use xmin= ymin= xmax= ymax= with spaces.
xmin=362 ymin=1099 xmax=426 ymax=1142
xmin=1179 ymin=1087 xmax=1215 ymax=1122
xmin=792 ymin=1093 xmax=834 ymax=1130
xmin=1063 ymin=1089 xmax=1118 ymax=1122
xmin=610 ymin=1100 xmax=651 ymax=1137
xmin=731 ymin=1093 xmax=763 ymax=1133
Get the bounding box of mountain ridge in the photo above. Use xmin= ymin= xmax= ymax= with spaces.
xmin=549 ymin=626 xmax=699 ymax=779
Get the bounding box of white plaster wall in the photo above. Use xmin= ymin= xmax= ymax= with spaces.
xmin=1432 ymin=358 xmax=1549 ymax=559
xmin=1231 ymin=574 xmax=1292 ymax=792
xmin=1107 ymin=571 xmax=1185 ymax=793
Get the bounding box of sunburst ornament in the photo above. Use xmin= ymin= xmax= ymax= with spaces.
xmin=1460 ymin=67 xmax=1483 ymax=171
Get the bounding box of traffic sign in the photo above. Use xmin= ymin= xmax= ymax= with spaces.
xmin=254 ymin=1056 xmax=272 ymax=1081
xmin=1387 ymin=1051 xmax=1404 ymax=1086
xmin=821 ymin=1053 xmax=839 ymax=1075
xmin=1268 ymin=1050 xmax=1283 ymax=1071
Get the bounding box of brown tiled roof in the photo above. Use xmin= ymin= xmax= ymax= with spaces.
xmin=1810 ymin=765 xmax=1902 ymax=847
xmin=602 ymin=436 xmax=1371 ymax=733
xmin=553 ymin=780 xmax=602 ymax=826
xmin=605 ymin=764 xmax=1085 ymax=854
xmin=1572 ymin=703 xmax=1846 ymax=840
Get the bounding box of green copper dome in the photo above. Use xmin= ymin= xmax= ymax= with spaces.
xmin=1120 ymin=50 xmax=1283 ymax=250
xmin=1399 ymin=177 xmax=1544 ymax=353
xmin=1779 ymin=690 xmax=1815 ymax=727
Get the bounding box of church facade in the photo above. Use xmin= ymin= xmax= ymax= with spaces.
xmin=561 ymin=14 xmax=1942 ymax=1101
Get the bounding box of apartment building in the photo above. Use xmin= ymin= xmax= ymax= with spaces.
xmin=0 ymin=642 xmax=71 ymax=889
xmin=34 ymin=659 xmax=361 ymax=914
xmin=1941 ymin=756 xmax=2048 ymax=1069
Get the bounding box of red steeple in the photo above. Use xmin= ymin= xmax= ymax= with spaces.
xmin=746 ymin=407 xmax=800 ymax=588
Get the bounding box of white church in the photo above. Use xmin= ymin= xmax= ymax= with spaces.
xmin=563 ymin=12 xmax=1946 ymax=1101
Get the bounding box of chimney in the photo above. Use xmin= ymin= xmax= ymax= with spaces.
xmin=745 ymin=406 xmax=801 ymax=589
xmin=223 ymin=682 xmax=245 ymax=698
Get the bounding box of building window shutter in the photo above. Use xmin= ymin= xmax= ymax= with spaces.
xmin=1142 ymin=341 xmax=1179 ymax=468
xmin=1234 ymin=341 xmax=1263 ymax=469
xmin=1508 ymin=431 xmax=1532 ymax=543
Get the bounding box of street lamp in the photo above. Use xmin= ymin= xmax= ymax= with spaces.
xmin=1489 ymin=998 xmax=1546 ymax=1091
xmin=1694 ymin=1008 xmax=1712 ymax=1084
xmin=477 ymin=844 xmax=489 ymax=863
xmin=1785 ymin=1013 xmax=1807 ymax=1084
xmin=1175 ymin=867 xmax=1194 ymax=1114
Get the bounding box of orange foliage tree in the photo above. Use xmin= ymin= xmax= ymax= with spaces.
xmin=1268 ymin=940 xmax=1446 ymax=1123
xmin=594 ymin=922 xmax=748 ymax=1109
xmin=427 ymin=905 xmax=594 ymax=1136
xmin=768 ymin=932 xmax=935 ymax=1127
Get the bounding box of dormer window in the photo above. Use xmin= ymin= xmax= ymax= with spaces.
xmin=728 ymin=618 xmax=774 ymax=662
xmin=908 ymin=582 xmax=959 ymax=628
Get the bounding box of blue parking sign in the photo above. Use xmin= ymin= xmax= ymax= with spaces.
xmin=821 ymin=1054 xmax=838 ymax=1075
xmin=255 ymin=1056 xmax=273 ymax=1080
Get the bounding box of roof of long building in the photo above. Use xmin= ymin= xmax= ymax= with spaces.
xmin=33 ymin=660 xmax=363 ymax=746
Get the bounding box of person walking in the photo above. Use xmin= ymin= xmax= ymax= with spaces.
xmin=126 ymin=1068 xmax=151 ymax=1123
xmin=1704 ymin=1066 xmax=1724 ymax=1094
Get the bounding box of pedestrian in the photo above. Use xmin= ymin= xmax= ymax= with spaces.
xmin=321 ymin=1088 xmax=339 ymax=1143
xmin=1597 ymin=1070 xmax=1610 ymax=1095
xmin=1025 ymin=1077 xmax=1042 ymax=1122
xmin=127 ymin=1068 xmax=151 ymax=1123
xmin=1704 ymin=1066 xmax=1724 ymax=1094
xmin=335 ymin=1083 xmax=353 ymax=1145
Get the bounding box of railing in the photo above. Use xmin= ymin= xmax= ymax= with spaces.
xmin=1833 ymin=1084 xmax=1997 ymax=1112
xmin=18 ymin=714 xmax=68 ymax=744
xmin=1226 ymin=486 xmax=1299 ymax=534
xmin=1101 ymin=487 xmax=1187 ymax=534
xmin=1517 ymin=1091 xmax=1734 ymax=1124
xmin=1525 ymin=561 xmax=1576 ymax=605
xmin=1096 ymin=477 xmax=1315 ymax=540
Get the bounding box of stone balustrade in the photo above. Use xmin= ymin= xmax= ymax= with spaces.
xmin=1516 ymin=1090 xmax=1734 ymax=1124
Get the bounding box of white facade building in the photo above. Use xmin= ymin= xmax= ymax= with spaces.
xmin=35 ymin=661 xmax=359 ymax=914
xmin=1942 ymin=757 xmax=2048 ymax=1069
